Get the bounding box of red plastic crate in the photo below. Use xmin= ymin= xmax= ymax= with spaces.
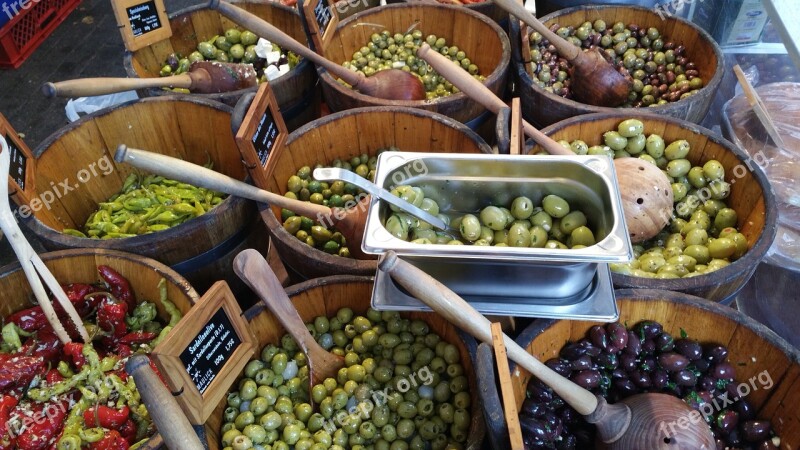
xmin=0 ymin=0 xmax=81 ymax=68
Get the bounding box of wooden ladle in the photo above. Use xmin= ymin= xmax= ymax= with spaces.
xmin=378 ymin=251 xmax=716 ymax=449
xmin=492 ymin=0 xmax=631 ymax=107
xmin=208 ymin=0 xmax=426 ymax=101
xmin=41 ymin=61 xmax=258 ymax=98
xmin=233 ymin=249 xmax=345 ymax=389
xmin=417 ymin=43 xmax=673 ymax=243
xmin=114 ymin=145 xmax=376 ymax=260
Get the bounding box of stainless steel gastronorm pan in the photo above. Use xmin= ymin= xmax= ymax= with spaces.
xmin=363 ymin=152 xmax=633 ymax=300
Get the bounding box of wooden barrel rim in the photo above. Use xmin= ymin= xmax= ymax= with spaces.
xmin=511 ymin=4 xmax=724 ymax=117
xmin=387 ymin=0 xmax=508 ymax=25
xmin=243 ymin=275 xmax=485 ymax=450
xmin=513 ymin=288 xmax=800 ymax=368
xmin=538 ymin=112 xmax=778 ymax=298
xmin=318 ymin=3 xmax=511 ymax=107
xmin=24 ymin=96 xmax=253 ymax=253
xmin=121 ymin=1 xmax=314 ymax=102
xmin=260 ymin=106 xmax=493 ymax=275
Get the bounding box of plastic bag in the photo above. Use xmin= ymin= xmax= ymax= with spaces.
xmin=65 ymin=91 xmax=139 ymax=122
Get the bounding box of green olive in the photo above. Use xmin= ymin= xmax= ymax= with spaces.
xmin=702 ymin=160 xmax=725 ymax=181
xmin=617 ymin=119 xmax=644 ymax=138
xmin=603 ymin=131 xmax=628 ymax=151
xmin=480 ymin=206 xmax=507 ymax=231
xmin=542 ymin=195 xmax=570 ymax=218
xmin=664 ymin=139 xmax=691 ymax=160
xmin=645 ymin=134 xmax=665 ymax=158
xmin=510 ymin=196 xmax=534 ymax=220
xmin=459 ymin=214 xmax=482 ymax=242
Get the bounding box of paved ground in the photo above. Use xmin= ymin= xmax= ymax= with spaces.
xmin=0 ymin=0 xmax=197 ymax=265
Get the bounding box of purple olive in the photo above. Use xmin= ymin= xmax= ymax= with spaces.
xmin=579 ymin=339 xmax=602 ymax=357
xmin=631 ymin=369 xmax=651 ymax=388
xmin=641 ymin=339 xmax=656 ymax=355
xmin=692 ymin=358 xmax=711 ymax=372
xmin=716 ymin=410 xmax=739 ymax=433
xmin=542 ymin=412 xmax=563 ymax=439
xmin=683 ymin=390 xmax=712 ymax=411
xmin=619 ymin=353 xmax=637 ymax=372
xmin=672 ymin=369 xmax=698 ymax=387
xmin=606 ymin=322 xmax=628 ymax=351
xmin=519 ymin=417 xmax=550 ymax=443
xmin=545 ymin=358 xmax=573 ymax=377
xmin=726 ymin=428 xmax=742 ymax=446
xmin=613 ymin=378 xmax=637 ymax=397
xmin=560 ymin=343 xmax=586 ymax=360
xmin=655 ymin=332 xmax=675 ymax=352
xmin=596 ymin=352 xmax=618 ymax=371
xmin=735 ymin=400 xmax=756 ymax=421
xmin=698 ymin=375 xmax=717 ymax=393
xmin=674 ymin=339 xmax=703 ymax=360
xmin=555 ymin=434 xmax=577 ymax=450
xmin=166 ymin=53 xmax=180 ymax=71
xmin=527 ymin=382 xmax=553 ymax=403
xmin=636 ymin=320 xmax=663 ymax=339
xmin=623 ymin=331 xmax=642 ymax=356
xmin=712 ymin=362 xmax=736 ymax=380
xmin=559 ymin=406 xmax=577 ymax=424
xmin=571 ymin=369 xmax=601 ymax=389
xmin=756 ymin=439 xmax=779 ymax=450
xmin=741 ymin=420 xmax=771 ymax=442
xmin=521 ymin=398 xmax=547 ymax=418
xmin=651 ymin=369 xmax=669 ymax=389
xmin=571 ymin=355 xmax=593 ymax=371
xmin=704 ymin=344 xmax=729 ymax=362
xmin=611 ymin=368 xmax=627 ymax=379
xmin=589 ymin=325 xmax=609 ymax=350
xmin=658 ymin=352 xmax=690 ymax=372
xmin=640 ymin=356 xmax=656 ymax=372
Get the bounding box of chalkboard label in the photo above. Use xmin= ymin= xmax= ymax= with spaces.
xmin=5 ymin=133 xmax=26 ymax=191
xmin=151 ymin=281 xmax=255 ymax=424
xmin=126 ymin=0 xmax=161 ymax=37
xmin=252 ymin=108 xmax=279 ymax=166
xmin=314 ymin=0 xmax=332 ymax=35
xmin=179 ymin=307 xmax=241 ymax=395
xmin=235 ymin=82 xmax=288 ymax=190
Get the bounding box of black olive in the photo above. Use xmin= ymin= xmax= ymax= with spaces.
xmin=631 ymin=369 xmax=651 ymax=388
xmin=641 ymin=339 xmax=656 ymax=355
xmin=606 ymin=322 xmax=628 ymax=351
xmin=520 ymin=417 xmax=550 ymax=443
xmin=588 ymin=325 xmax=608 ymax=350
xmin=570 ymin=355 xmax=593 ymax=371
xmin=692 ymin=358 xmax=711 ymax=372
xmin=704 ymin=344 xmax=729 ymax=362
xmin=636 ymin=320 xmax=663 ymax=339
xmin=741 ymin=420 xmax=771 ymax=442
xmin=735 ymin=400 xmax=756 ymax=421
xmin=545 ymin=358 xmax=572 ymax=377
xmin=596 ymin=352 xmax=618 ymax=371
xmin=651 ymin=369 xmax=669 ymax=389
xmin=559 ymin=343 xmax=586 ymax=360
xmin=712 ymin=362 xmax=736 ymax=380
xmin=520 ymin=397 xmax=547 ymax=418
xmin=658 ymin=352 xmax=690 ymax=372
xmin=756 ymin=439 xmax=779 ymax=450
xmin=579 ymin=339 xmax=602 ymax=357
xmin=613 ymin=378 xmax=638 ymax=397
xmin=624 ymin=330 xmax=641 ymax=356
xmin=716 ymin=410 xmax=739 ymax=433
xmin=570 ymin=369 xmax=601 ymax=389
xmin=672 ymin=369 xmax=698 ymax=387
xmin=526 ymin=382 xmax=553 ymax=403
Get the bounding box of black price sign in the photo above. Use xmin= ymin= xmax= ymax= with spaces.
xmin=151 ymin=281 xmax=255 ymax=424
xmin=5 ymin=133 xmax=27 ymax=191
xmin=126 ymin=0 xmax=161 ymax=37
xmin=314 ymin=0 xmax=332 ymax=35
xmin=252 ymin=108 xmax=279 ymax=166
xmin=179 ymin=307 xmax=241 ymax=395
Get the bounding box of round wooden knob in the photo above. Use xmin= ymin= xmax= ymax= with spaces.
xmin=615 ymin=158 xmax=674 ymax=243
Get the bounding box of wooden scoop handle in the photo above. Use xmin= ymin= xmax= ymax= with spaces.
xmin=378 ymin=251 xmax=598 ymax=416
xmin=416 ymin=44 xmax=572 ymax=156
xmin=491 ymin=0 xmax=579 ymax=61
xmin=233 ymin=249 xmax=343 ymax=384
xmin=114 ymin=145 xmax=331 ymax=220
xmin=42 ymin=74 xmax=193 ymax=98
xmin=209 ymin=0 xmax=365 ymax=89
xmin=125 ymin=355 xmax=205 ymax=450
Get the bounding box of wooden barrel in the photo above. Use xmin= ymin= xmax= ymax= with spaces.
xmin=122 ymin=0 xmax=320 ymax=131
xmin=202 ymin=275 xmax=485 ymax=449
xmin=477 ymin=289 xmax=800 ymax=450
xmin=535 ymin=112 xmax=778 ymax=303
xmin=318 ymin=3 xmax=511 ymax=136
xmin=509 ymin=5 xmax=724 ymax=127
xmin=260 ymin=106 xmax=493 ymax=280
xmin=20 ymin=96 xmax=269 ymax=296
xmin=0 ymin=248 xmax=199 ymax=450
xmin=386 ymin=0 xmax=508 ymax=25
xmin=331 ymin=0 xmax=379 ymax=20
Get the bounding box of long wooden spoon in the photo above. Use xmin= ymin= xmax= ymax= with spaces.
xmin=493 ymin=0 xmax=630 ymax=107
xmin=207 ymin=0 xmax=426 ymax=101
xmin=417 ymin=43 xmax=673 ymax=243
xmin=378 ymin=251 xmax=716 ymax=449
xmin=114 ymin=145 xmax=375 ymax=259
xmin=233 ymin=249 xmax=345 ymax=389
xmin=0 ymin=136 xmax=89 ymax=344
xmin=125 ymin=355 xmax=206 ymax=450
xmin=42 ymin=61 xmax=258 ymax=98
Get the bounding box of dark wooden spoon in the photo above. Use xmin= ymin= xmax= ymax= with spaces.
xmin=41 ymin=61 xmax=257 ymax=98
xmin=493 ymin=0 xmax=631 ymax=107
xmin=379 ymin=251 xmax=716 ymax=449
xmin=114 ymin=145 xmax=377 ymax=260
xmin=208 ymin=0 xmax=426 ymax=101
xmin=417 ymin=43 xmax=673 ymax=243
xmin=233 ymin=249 xmax=345 ymax=390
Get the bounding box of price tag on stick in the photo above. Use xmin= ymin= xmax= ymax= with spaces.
xmin=151 ymin=281 xmax=256 ymax=425
xmin=234 ymin=82 xmax=289 ymax=189
xmin=302 ymin=0 xmax=339 ymax=55
xmin=111 ymin=0 xmax=172 ymax=51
